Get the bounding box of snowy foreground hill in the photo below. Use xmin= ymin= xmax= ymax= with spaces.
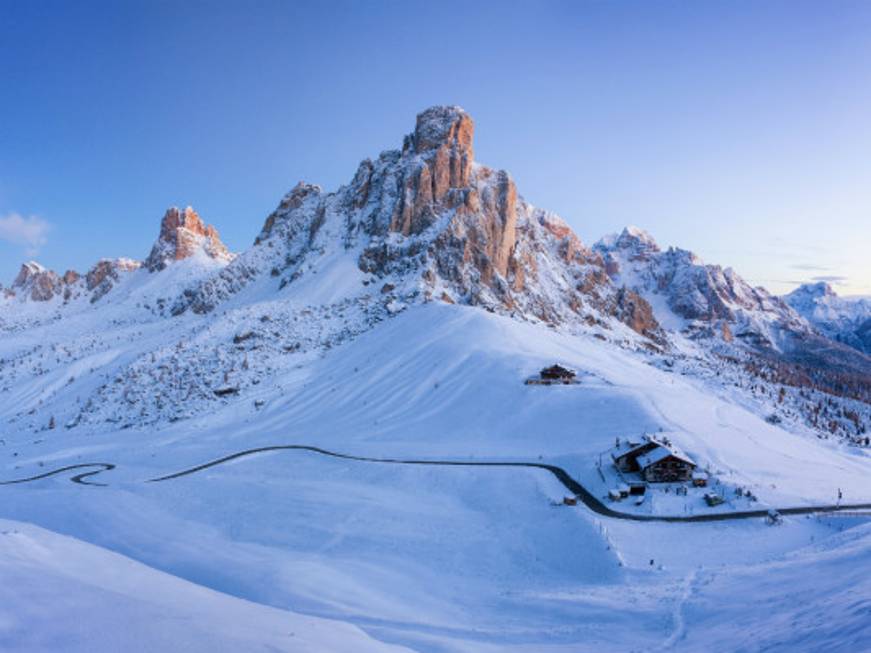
xmin=1 ymin=106 xmax=870 ymax=652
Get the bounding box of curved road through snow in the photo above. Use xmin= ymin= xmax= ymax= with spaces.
xmin=0 ymin=463 xmax=115 ymax=487
xmin=3 ymin=447 xmax=871 ymax=522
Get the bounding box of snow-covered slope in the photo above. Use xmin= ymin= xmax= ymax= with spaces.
xmin=0 ymin=519 xmax=409 ymax=653
xmin=1 ymin=302 xmax=870 ymax=651
xmin=786 ymin=282 xmax=871 ymax=355
xmin=1 ymin=105 xmax=871 ymax=651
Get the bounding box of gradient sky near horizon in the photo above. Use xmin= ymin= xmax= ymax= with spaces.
xmin=1 ymin=0 xmax=870 ymax=295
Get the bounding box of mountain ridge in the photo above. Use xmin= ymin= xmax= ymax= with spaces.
xmin=1 ymin=106 xmax=868 ymax=442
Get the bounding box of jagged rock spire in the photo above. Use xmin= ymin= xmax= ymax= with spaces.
xmin=11 ymin=261 xmax=63 ymax=301
xmin=145 ymin=206 xmax=232 ymax=272
xmin=174 ymin=105 xmax=665 ymax=344
xmin=409 ymin=105 xmax=474 ymax=159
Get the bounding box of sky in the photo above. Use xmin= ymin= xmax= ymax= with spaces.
xmin=1 ymin=0 xmax=870 ymax=296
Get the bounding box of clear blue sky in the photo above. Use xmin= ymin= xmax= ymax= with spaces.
xmin=2 ymin=0 xmax=870 ymax=295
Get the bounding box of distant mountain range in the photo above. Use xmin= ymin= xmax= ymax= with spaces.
xmin=785 ymin=282 xmax=871 ymax=355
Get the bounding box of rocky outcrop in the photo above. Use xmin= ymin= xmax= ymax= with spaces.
xmin=12 ymin=262 xmax=65 ymax=302
xmin=4 ymin=258 xmax=145 ymax=305
xmin=62 ymin=270 xmax=81 ymax=285
xmin=174 ymin=106 xmax=661 ymax=343
xmin=612 ymin=287 xmax=664 ymax=344
xmin=256 ymin=183 xmax=323 ymax=245
xmin=86 ymin=258 xmax=142 ymax=302
xmin=388 ymin=106 xmax=476 ymax=236
xmin=145 ymin=206 xmax=233 ymax=272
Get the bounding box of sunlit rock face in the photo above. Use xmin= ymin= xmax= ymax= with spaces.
xmin=11 ymin=261 xmax=64 ymax=302
xmin=145 ymin=206 xmax=233 ymax=272
xmin=172 ymin=105 xmax=664 ymax=344
xmin=85 ymin=258 xmax=142 ymax=302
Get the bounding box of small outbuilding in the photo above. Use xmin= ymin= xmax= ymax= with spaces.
xmin=525 ymin=364 xmax=579 ymax=385
xmin=541 ymin=364 xmax=576 ymax=381
xmin=628 ymin=482 xmax=647 ymax=496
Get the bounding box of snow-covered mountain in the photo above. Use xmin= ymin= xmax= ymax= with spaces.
xmin=2 ymin=105 xmax=871 ymax=653
xmin=785 ymin=282 xmax=871 ymax=355
xmin=593 ymin=226 xmax=805 ymax=346
xmin=1 ymin=106 xmax=868 ymax=437
xmin=0 ymin=205 xmax=232 ymax=317
xmin=172 ymin=106 xmax=662 ymax=344
xmin=594 ymin=226 xmax=871 ymax=405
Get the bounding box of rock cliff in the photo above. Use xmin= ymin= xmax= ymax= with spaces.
xmin=145 ymin=206 xmax=233 ymax=272
xmin=177 ymin=106 xmax=664 ymax=344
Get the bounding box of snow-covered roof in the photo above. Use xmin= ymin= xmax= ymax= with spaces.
xmin=612 ymin=439 xmax=652 ymax=460
xmin=636 ymin=444 xmax=696 ymax=470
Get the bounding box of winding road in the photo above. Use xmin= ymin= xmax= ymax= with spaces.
xmin=4 ymin=445 xmax=869 ymax=523
xmin=0 ymin=463 xmax=116 ymax=487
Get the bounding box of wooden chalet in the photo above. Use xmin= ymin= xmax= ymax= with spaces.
xmin=612 ymin=436 xmax=697 ymax=483
xmin=635 ymin=446 xmax=696 ymax=483
xmin=612 ymin=439 xmax=659 ymax=473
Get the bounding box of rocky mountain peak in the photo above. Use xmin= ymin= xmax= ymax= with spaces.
xmin=594 ymin=227 xmax=660 ymax=277
xmin=789 ymin=281 xmax=836 ymax=301
xmin=175 ymin=105 xmax=665 ymax=346
xmin=257 ymin=183 xmax=323 ymax=244
xmin=596 ymin=226 xmax=660 ymax=259
xmin=145 ymin=206 xmax=233 ymax=272
xmin=409 ymin=105 xmax=474 ymax=158
xmin=10 ymin=261 xmax=64 ymax=301
xmin=784 ymin=281 xmax=871 ymax=355
xmin=616 ymin=226 xmax=660 ymax=252
xmin=13 ymin=261 xmax=47 ymax=287
xmin=364 ymin=105 xmax=479 ymax=237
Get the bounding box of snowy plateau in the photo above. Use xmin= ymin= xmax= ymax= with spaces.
xmin=1 ymin=106 xmax=870 ymax=652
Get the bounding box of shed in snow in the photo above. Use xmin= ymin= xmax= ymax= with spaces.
xmin=525 ymin=364 xmax=579 ymax=385
xmin=540 ymin=364 xmax=576 ymax=381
